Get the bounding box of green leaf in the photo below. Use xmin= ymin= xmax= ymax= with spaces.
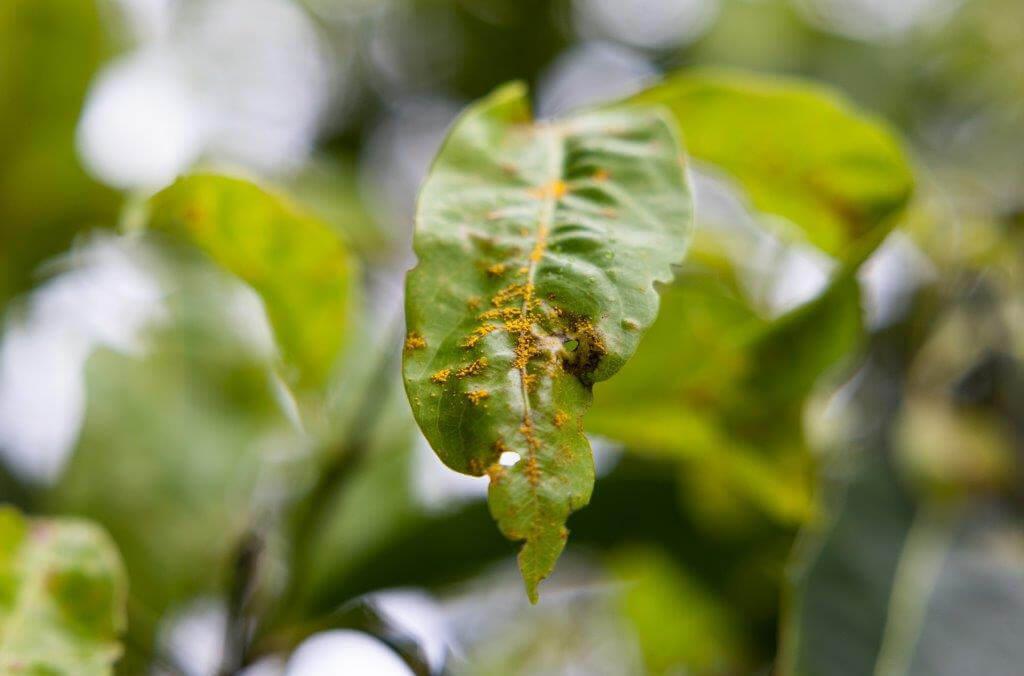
xmin=589 ymin=272 xmax=861 ymax=524
xmin=632 ymin=68 xmax=913 ymax=261
xmin=148 ymin=174 xmax=358 ymax=391
xmin=0 ymin=506 xmax=127 ymax=675
xmin=0 ymin=0 xmax=117 ymax=310
xmin=403 ymin=82 xmax=692 ymax=600
xmin=779 ymin=448 xmax=916 ymax=676
xmin=588 ymin=68 xmax=915 ymax=524
xmin=780 ymin=444 xmax=1024 ymax=676
xmin=51 ymin=259 xmax=299 ymax=635
xmin=610 ymin=546 xmax=751 ymax=674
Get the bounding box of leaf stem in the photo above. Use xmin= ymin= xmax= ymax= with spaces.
xmin=245 ymin=318 xmax=405 ymax=662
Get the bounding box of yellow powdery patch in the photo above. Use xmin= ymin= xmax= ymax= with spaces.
xmin=404 ymin=331 xmax=427 ymax=351
xmin=466 ymin=390 xmax=490 ymax=405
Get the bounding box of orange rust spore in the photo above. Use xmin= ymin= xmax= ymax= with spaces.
xmin=553 ymin=411 xmax=569 ymax=427
xmin=431 ymin=368 xmax=452 ymax=384
xmin=404 ymin=331 xmax=426 ymax=351
xmin=529 ymin=179 xmax=569 ymax=200
xmin=477 ymin=306 xmax=521 ymax=322
xmin=491 ymin=283 xmax=527 ymax=307
xmin=461 ymin=324 xmax=499 ymax=348
xmin=456 ymin=357 xmax=488 ymax=378
xmin=466 ymin=390 xmax=490 ymax=405
xmin=523 ymin=372 xmax=538 ymax=391
xmin=518 ymin=421 xmax=543 ymax=486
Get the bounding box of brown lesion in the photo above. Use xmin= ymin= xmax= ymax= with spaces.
xmin=559 ymin=314 xmax=607 ymax=382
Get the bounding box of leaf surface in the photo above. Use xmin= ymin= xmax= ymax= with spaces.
xmin=632 ymin=68 xmax=913 ymax=259
xmin=0 ymin=0 xmax=117 ymax=310
xmin=403 ymin=83 xmax=692 ymax=600
xmin=0 ymin=506 xmax=127 ymax=675
xmin=148 ymin=174 xmax=357 ymax=391
xmin=589 ymin=271 xmax=861 ymax=524
xmin=589 ymin=68 xmax=915 ymax=523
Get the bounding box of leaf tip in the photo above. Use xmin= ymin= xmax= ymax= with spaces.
xmin=516 ymin=525 xmax=569 ymax=605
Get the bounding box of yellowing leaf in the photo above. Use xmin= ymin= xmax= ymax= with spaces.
xmin=148 ymin=174 xmax=358 ymax=391
xmin=633 ymin=68 xmax=913 ymax=260
xmin=0 ymin=506 xmax=127 ymax=675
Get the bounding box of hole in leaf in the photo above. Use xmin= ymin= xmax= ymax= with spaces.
xmin=499 ymin=451 xmax=521 ymax=467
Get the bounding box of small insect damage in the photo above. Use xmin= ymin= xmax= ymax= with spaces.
xmin=556 ymin=313 xmax=607 ymax=384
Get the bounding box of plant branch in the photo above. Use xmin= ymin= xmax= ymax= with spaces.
xmin=247 ymin=318 xmax=405 ymax=660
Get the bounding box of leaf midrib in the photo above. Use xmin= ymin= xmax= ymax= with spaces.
xmin=515 ymin=124 xmax=566 ymax=489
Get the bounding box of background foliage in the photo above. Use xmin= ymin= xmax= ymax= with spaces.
xmin=1 ymin=0 xmax=1021 ymax=674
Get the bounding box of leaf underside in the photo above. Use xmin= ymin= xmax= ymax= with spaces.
xmin=0 ymin=506 xmax=127 ymax=675
xmin=403 ymin=83 xmax=692 ymax=600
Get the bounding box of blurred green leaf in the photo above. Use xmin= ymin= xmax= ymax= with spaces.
xmin=780 ymin=445 xmax=1024 ymax=676
xmin=50 ymin=258 xmax=299 ymax=656
xmin=0 ymin=0 xmax=118 ymax=310
xmin=589 ymin=272 xmax=861 ymax=524
xmin=285 ymin=156 xmax=394 ymax=261
xmin=148 ymin=174 xmax=358 ymax=391
xmin=0 ymin=505 xmax=127 ymax=675
xmin=632 ymin=68 xmax=914 ymax=261
xmin=610 ymin=545 xmax=750 ymax=675
xmin=779 ymin=449 xmax=916 ymax=676
xmin=403 ymin=82 xmax=692 ymax=601
xmin=587 ymin=68 xmax=915 ymax=524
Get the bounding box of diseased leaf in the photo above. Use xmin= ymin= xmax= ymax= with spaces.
xmin=0 ymin=506 xmax=127 ymax=675
xmin=148 ymin=174 xmax=357 ymax=391
xmin=403 ymin=82 xmax=692 ymax=600
xmin=632 ymin=68 xmax=913 ymax=260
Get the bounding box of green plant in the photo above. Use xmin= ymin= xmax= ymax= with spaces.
xmin=3 ymin=1 xmax=1023 ymax=673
